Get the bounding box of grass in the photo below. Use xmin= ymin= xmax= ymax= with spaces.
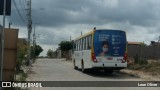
xmin=128 ymin=61 xmax=160 ymax=75
xmin=15 ymin=70 xmax=29 ymax=90
xmin=19 ymin=72 xmax=28 ymax=81
xmin=134 ymin=54 xmax=148 ymax=65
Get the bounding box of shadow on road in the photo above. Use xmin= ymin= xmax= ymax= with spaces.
xmin=77 ymin=69 xmax=139 ymax=79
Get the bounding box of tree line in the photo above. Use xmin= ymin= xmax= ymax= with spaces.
xmin=47 ymin=41 xmax=73 ymax=60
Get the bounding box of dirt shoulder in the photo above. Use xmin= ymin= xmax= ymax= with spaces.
xmin=66 ymin=59 xmax=160 ymax=80
xmin=121 ymin=60 xmax=160 ymax=80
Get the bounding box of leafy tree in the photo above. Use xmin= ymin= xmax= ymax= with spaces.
xmin=59 ymin=41 xmax=73 ymax=60
xmin=31 ymin=44 xmax=43 ymax=58
xmin=140 ymin=42 xmax=147 ymax=46
xmin=59 ymin=41 xmax=73 ymax=51
xmin=47 ymin=49 xmax=54 ymax=58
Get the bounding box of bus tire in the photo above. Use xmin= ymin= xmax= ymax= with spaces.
xmin=73 ymin=60 xmax=77 ymax=70
xmin=81 ymin=61 xmax=86 ymax=73
xmin=104 ymin=69 xmax=113 ymax=74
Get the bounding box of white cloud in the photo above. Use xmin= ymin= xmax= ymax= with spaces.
xmin=3 ymin=0 xmax=160 ymax=56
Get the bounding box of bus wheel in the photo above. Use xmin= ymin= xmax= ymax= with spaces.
xmin=81 ymin=61 xmax=86 ymax=73
xmin=73 ymin=60 xmax=77 ymax=70
xmin=104 ymin=69 xmax=113 ymax=74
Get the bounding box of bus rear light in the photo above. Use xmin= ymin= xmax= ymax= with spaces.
xmin=123 ymin=53 xmax=128 ymax=62
xmin=92 ymin=53 xmax=97 ymax=62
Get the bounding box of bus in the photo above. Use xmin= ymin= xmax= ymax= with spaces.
xmin=72 ymin=28 xmax=127 ymax=73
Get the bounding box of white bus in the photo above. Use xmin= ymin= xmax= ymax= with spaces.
xmin=72 ymin=28 xmax=128 ymax=73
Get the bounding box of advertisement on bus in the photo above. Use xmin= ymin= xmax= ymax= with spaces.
xmin=94 ymin=30 xmax=126 ymax=57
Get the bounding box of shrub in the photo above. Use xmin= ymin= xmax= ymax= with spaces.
xmin=134 ymin=54 xmax=148 ymax=65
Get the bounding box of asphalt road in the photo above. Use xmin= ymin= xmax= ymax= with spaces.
xmin=26 ymin=58 xmax=160 ymax=90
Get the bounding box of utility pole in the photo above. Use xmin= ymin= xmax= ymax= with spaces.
xmin=8 ymin=21 xmax=12 ymax=29
xmin=33 ymin=24 xmax=36 ymax=59
xmin=0 ymin=0 xmax=6 ymax=90
xmin=27 ymin=0 xmax=32 ymax=66
xmin=70 ymin=36 xmax=71 ymax=41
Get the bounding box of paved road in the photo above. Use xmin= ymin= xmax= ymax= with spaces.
xmin=26 ymin=58 xmax=159 ymax=90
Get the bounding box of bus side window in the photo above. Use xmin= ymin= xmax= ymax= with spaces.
xmin=80 ymin=39 xmax=82 ymax=50
xmin=79 ymin=39 xmax=81 ymax=51
xmin=85 ymin=37 xmax=88 ymax=50
xmin=76 ymin=41 xmax=78 ymax=51
xmin=75 ymin=41 xmax=77 ymax=51
xmin=85 ymin=36 xmax=89 ymax=50
xmin=88 ymin=35 xmax=92 ymax=49
xmin=82 ymin=38 xmax=84 ymax=50
xmin=74 ymin=41 xmax=76 ymax=51
xmin=78 ymin=40 xmax=80 ymax=51
xmin=83 ymin=37 xmax=86 ymax=50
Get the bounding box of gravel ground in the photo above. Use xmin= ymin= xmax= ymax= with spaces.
xmin=25 ymin=58 xmax=160 ymax=90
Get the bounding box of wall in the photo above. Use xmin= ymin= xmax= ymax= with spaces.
xmin=128 ymin=45 xmax=160 ymax=59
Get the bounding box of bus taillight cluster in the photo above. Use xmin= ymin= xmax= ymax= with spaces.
xmin=92 ymin=53 xmax=98 ymax=62
xmin=122 ymin=53 xmax=128 ymax=63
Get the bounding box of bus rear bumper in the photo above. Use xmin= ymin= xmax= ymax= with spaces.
xmin=91 ymin=62 xmax=127 ymax=70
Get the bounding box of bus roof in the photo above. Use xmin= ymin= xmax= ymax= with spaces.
xmin=74 ymin=29 xmax=126 ymax=41
xmin=97 ymin=29 xmax=126 ymax=32
xmin=74 ymin=30 xmax=95 ymax=41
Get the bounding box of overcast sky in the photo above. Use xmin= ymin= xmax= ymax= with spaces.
xmin=1 ymin=0 xmax=160 ymax=56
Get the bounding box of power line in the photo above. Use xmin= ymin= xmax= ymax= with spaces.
xmin=22 ymin=0 xmax=28 ymax=9
xmin=9 ymin=11 xmax=24 ymax=27
xmin=12 ymin=0 xmax=27 ymax=25
xmin=20 ymin=0 xmax=28 ymax=15
xmin=10 ymin=0 xmax=28 ymax=27
xmin=18 ymin=0 xmax=28 ymax=19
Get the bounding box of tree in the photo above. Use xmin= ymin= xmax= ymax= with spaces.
xmin=31 ymin=44 xmax=43 ymax=58
xmin=140 ymin=42 xmax=147 ymax=46
xmin=59 ymin=41 xmax=73 ymax=51
xmin=17 ymin=46 xmax=27 ymax=73
xmin=59 ymin=41 xmax=73 ymax=60
xmin=47 ymin=49 xmax=54 ymax=58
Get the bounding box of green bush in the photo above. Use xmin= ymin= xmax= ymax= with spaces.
xmin=134 ymin=54 xmax=148 ymax=65
xmin=19 ymin=72 xmax=28 ymax=81
xmin=139 ymin=58 xmax=148 ymax=65
xmin=16 ymin=47 xmax=27 ymax=73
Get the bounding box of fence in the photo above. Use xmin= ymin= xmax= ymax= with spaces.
xmin=128 ymin=45 xmax=160 ymax=59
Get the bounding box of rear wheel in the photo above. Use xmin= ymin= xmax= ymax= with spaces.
xmin=81 ymin=61 xmax=86 ymax=73
xmin=73 ymin=60 xmax=77 ymax=70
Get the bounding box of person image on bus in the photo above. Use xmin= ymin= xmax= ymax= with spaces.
xmin=99 ymin=41 xmax=109 ymax=57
